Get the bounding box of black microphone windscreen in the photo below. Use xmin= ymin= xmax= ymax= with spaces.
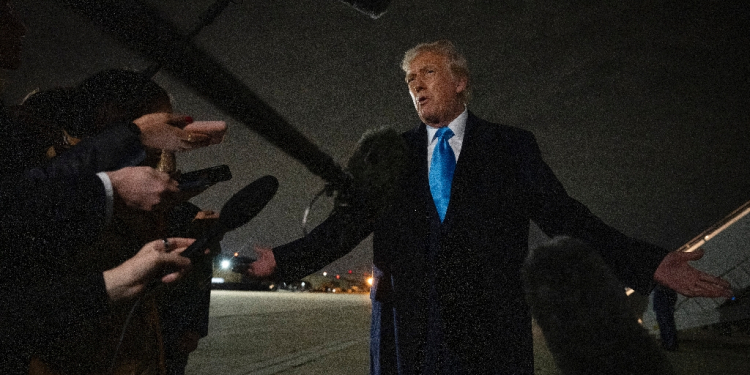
xmin=181 ymin=175 xmax=278 ymax=260
xmin=335 ymin=127 xmax=407 ymax=218
xmin=338 ymin=0 xmax=392 ymax=19
xmin=219 ymin=175 xmax=279 ymax=230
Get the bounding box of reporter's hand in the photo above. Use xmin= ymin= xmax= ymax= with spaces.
xmin=183 ymin=121 xmax=227 ymax=145
xmin=133 ymin=113 xmax=210 ymax=152
xmin=107 ymin=166 xmax=179 ymax=211
xmin=103 ymin=238 xmax=195 ymax=302
xmin=238 ymin=246 xmax=276 ymax=278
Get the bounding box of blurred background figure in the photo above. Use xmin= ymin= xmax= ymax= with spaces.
xmin=653 ymin=285 xmax=679 ymax=351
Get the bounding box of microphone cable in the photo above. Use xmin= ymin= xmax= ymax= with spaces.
xmin=301 ymin=182 xmax=345 ymax=236
xmin=301 ymin=187 xmax=328 ymax=237
xmin=300 ymin=126 xmax=408 ymax=236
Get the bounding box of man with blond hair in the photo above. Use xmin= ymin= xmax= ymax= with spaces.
xmin=244 ymin=40 xmax=731 ymax=374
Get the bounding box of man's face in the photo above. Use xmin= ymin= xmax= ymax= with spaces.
xmin=405 ymin=51 xmax=467 ymax=128
xmin=0 ymin=1 xmax=26 ymax=70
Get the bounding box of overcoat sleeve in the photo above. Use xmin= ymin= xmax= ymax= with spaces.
xmin=0 ymin=122 xmax=145 ymax=258
xmin=273 ymin=206 xmax=375 ymax=281
xmin=513 ymin=130 xmax=668 ymax=294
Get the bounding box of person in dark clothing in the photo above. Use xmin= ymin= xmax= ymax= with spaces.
xmin=0 ymin=4 xmax=214 ymax=373
xmin=12 ymin=69 xmax=222 ymax=374
xmin=653 ymin=285 xmax=679 ymax=351
xmin=240 ymin=40 xmax=732 ymax=374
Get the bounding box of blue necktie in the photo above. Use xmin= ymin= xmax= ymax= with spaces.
xmin=429 ymin=127 xmax=456 ymax=222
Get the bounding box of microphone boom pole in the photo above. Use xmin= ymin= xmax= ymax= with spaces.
xmin=60 ymin=0 xmax=350 ymax=189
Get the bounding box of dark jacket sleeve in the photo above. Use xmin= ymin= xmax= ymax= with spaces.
xmin=0 ymin=171 xmax=108 ymax=259
xmin=1 ymin=122 xmax=145 ymax=258
xmin=25 ymin=122 xmax=145 ymax=179
xmin=513 ymin=129 xmax=668 ymax=294
xmin=32 ymin=271 xmax=111 ymax=338
xmin=273 ymin=206 xmax=375 ymax=281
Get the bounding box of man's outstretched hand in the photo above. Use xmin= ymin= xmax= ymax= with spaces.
xmin=235 ymin=246 xmax=277 ymax=279
xmin=654 ymin=248 xmax=733 ymax=298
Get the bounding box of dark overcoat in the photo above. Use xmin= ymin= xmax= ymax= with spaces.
xmin=274 ymin=112 xmax=667 ymax=374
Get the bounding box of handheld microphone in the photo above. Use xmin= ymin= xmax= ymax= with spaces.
xmin=178 ymin=164 xmax=232 ymax=191
xmin=335 ymin=127 xmax=407 ymax=215
xmin=180 ymin=175 xmax=279 ymax=261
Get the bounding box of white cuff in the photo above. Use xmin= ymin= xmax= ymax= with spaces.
xmin=96 ymin=172 xmax=114 ymax=225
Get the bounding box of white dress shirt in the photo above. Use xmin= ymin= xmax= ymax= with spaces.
xmin=426 ymin=109 xmax=468 ymax=173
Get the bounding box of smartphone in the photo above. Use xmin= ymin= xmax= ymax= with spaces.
xmin=231 ymin=255 xmax=255 ymax=273
xmin=178 ymin=164 xmax=232 ymax=191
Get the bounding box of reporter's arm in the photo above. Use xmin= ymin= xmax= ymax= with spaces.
xmin=24 ymin=122 xmax=146 ymax=180
xmin=106 ymin=166 xmax=179 ymax=212
xmin=103 ymin=238 xmax=195 ymax=302
xmin=23 ymin=112 xmax=215 ymax=181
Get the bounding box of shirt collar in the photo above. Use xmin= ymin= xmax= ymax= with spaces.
xmin=426 ymin=108 xmax=468 ymax=143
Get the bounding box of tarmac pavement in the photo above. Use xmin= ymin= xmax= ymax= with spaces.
xmin=187 ymin=291 xmax=750 ymax=374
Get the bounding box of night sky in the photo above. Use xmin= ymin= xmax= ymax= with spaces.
xmin=6 ymin=0 xmax=750 ymax=276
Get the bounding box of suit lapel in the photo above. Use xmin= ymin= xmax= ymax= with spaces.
xmin=442 ymin=112 xmax=489 ymax=227
xmin=404 ymin=124 xmax=440 ymax=221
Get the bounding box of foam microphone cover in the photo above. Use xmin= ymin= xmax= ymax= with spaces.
xmin=181 ymin=175 xmax=278 ymax=260
xmin=220 ymin=175 xmax=279 ymax=229
xmin=521 ymin=236 xmax=674 ymax=375
xmin=335 ymin=127 xmax=408 ymax=219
